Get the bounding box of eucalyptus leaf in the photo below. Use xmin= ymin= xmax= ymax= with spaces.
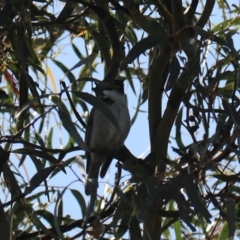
xmin=57 ymin=2 xmax=77 ymax=19
xmin=58 ymin=106 xmax=89 ymax=151
xmin=121 ymin=34 xmax=168 ymax=70
xmin=26 ymin=166 xmax=55 ymax=193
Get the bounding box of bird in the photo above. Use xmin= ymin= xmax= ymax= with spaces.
xmin=85 ymin=81 xmax=130 ymax=196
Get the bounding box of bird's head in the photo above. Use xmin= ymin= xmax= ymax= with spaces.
xmin=92 ymin=79 xmax=125 ymax=98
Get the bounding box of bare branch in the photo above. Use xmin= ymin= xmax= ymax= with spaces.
xmin=185 ymin=0 xmax=198 ymax=22
xmin=196 ymin=0 xmax=215 ymax=28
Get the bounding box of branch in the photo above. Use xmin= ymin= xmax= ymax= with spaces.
xmin=144 ymin=41 xmax=172 ymax=240
xmin=154 ymin=52 xmax=200 ymax=165
xmin=171 ymin=0 xmax=194 ymax=42
xmin=148 ymin=44 xmax=171 ymax=156
xmin=150 ymin=0 xmax=172 ymax=25
xmin=60 ymin=81 xmax=86 ymax=129
xmin=184 ymin=0 xmax=198 ymax=22
xmin=143 ymin=211 xmax=162 ymax=239
xmin=113 ymin=145 xmax=153 ymax=178
xmin=16 ymin=201 xmax=118 ymax=240
xmin=122 ymin=0 xmax=160 ymax=35
xmin=171 ymin=0 xmax=185 ymax=32
xmin=0 ymin=147 xmax=11 ymax=240
xmin=0 ymin=136 xmax=81 ymax=154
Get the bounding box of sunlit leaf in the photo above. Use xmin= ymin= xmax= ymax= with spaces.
xmin=173 ymin=220 xmax=182 ymax=240
xmin=218 ymin=222 xmax=230 ymax=240
xmin=46 ymin=66 xmax=57 ymax=93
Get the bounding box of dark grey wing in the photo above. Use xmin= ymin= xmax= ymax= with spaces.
xmin=97 ymin=94 xmax=116 ymax=178
xmin=85 ymin=107 xmax=96 ymax=173
xmin=85 ymin=95 xmax=112 ymax=174
xmin=100 ymin=157 xmax=112 ymax=178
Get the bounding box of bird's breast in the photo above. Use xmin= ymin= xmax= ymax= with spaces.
xmin=89 ymin=101 xmax=130 ymax=152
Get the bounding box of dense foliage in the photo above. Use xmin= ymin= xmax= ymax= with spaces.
xmin=0 ymin=0 xmax=240 ymax=239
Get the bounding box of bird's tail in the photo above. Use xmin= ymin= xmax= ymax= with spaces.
xmin=85 ymin=154 xmax=106 ymax=196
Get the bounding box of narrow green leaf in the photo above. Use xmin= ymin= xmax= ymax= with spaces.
xmin=26 ymin=166 xmax=55 ymax=193
xmin=35 ymin=210 xmax=54 ymax=225
xmin=34 ymin=132 xmax=46 ymax=148
xmin=71 ymin=189 xmax=87 ymax=217
xmin=49 ymin=95 xmax=88 ymax=151
xmin=12 ymin=148 xmax=58 ymax=164
xmin=57 ymin=2 xmax=77 ymax=19
xmin=91 ymin=30 xmax=111 ymax=68
xmin=72 ymin=43 xmax=83 ymax=59
xmin=192 ymin=26 xmax=226 ymax=45
xmin=57 ymin=191 xmax=63 ymax=224
xmin=124 ymin=26 xmax=138 ymax=44
xmin=212 ymin=16 xmax=240 ymax=33
xmin=166 ymin=56 xmax=180 ymax=91
xmin=69 ymin=53 xmax=97 ymax=72
xmin=125 ymin=68 xmax=136 ymax=95
xmin=162 ymin=218 xmax=171 ymax=239
xmin=226 ymin=31 xmax=238 ymax=57
xmin=24 ymin=37 xmax=41 ymax=65
xmin=173 ymin=190 xmax=196 ymax=232
xmin=52 ymin=60 xmax=76 ymax=83
xmin=112 ymin=197 xmax=131 ymax=228
xmin=15 ymin=93 xmax=53 ymax=119
xmin=31 ymin=210 xmax=59 ymax=239
xmin=58 ymin=107 xmax=88 ymax=151
xmin=175 ymin=107 xmax=184 ymax=149
xmin=115 ymin=215 xmax=131 ymax=239
xmin=173 ymin=220 xmax=182 ymax=240
xmin=121 ymin=34 xmax=168 ymax=69
xmin=47 ymin=127 xmax=54 ymax=149
xmin=218 ymin=222 xmax=230 ymax=240
xmin=50 ymin=157 xmax=75 ymax=178
xmin=212 ymin=174 xmax=240 ymax=182
xmin=183 ymin=173 xmax=212 ymax=223
xmin=222 ymin=99 xmax=240 ymax=125
xmin=54 ymin=188 xmax=68 ymax=239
